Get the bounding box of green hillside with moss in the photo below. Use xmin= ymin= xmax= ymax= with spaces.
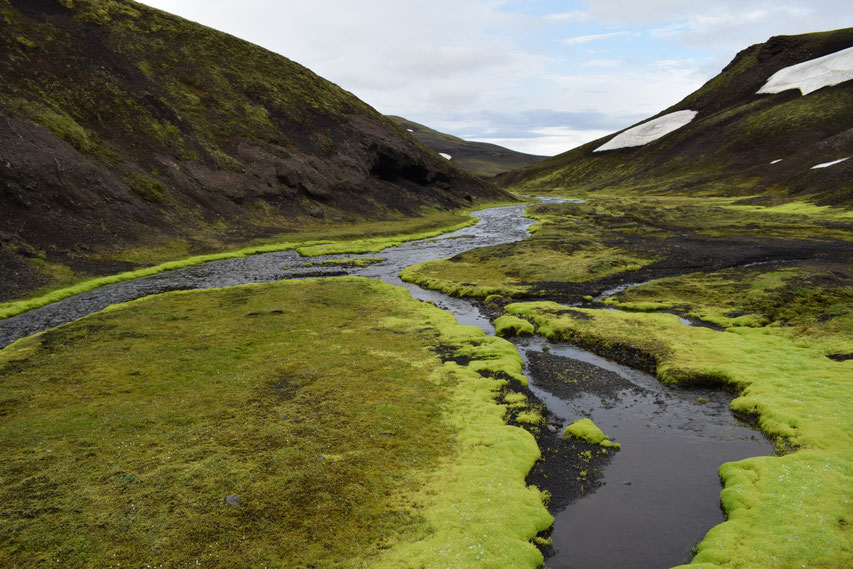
xmin=0 ymin=0 xmax=510 ymax=300
xmin=387 ymin=116 xmax=547 ymax=177
xmin=496 ymin=28 xmax=853 ymax=206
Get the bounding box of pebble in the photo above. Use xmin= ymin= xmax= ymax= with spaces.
xmin=225 ymin=495 xmax=241 ymax=507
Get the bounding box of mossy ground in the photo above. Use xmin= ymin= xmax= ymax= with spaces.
xmin=0 ymin=207 xmax=488 ymax=318
xmin=505 ymin=302 xmax=853 ymax=568
xmin=603 ymin=262 xmax=853 ymax=357
xmin=401 ymin=195 xmax=852 ymax=302
xmin=0 ymin=277 xmax=551 ymax=568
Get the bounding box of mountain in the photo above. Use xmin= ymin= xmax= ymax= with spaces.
xmin=0 ymin=0 xmax=510 ymax=299
xmin=387 ymin=116 xmax=547 ymax=177
xmin=496 ymin=28 xmax=853 ymax=205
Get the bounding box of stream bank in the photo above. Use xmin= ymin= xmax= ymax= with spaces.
xmin=0 ymin=199 xmax=773 ymax=568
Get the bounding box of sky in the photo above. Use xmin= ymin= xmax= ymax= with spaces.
xmin=138 ymin=1 xmax=852 ymax=156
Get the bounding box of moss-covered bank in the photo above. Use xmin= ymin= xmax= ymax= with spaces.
xmin=0 ymin=277 xmax=550 ymax=568
xmin=506 ymin=302 xmax=853 ymax=568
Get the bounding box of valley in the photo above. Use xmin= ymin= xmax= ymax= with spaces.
xmin=1 ymin=2 xmax=851 ymax=568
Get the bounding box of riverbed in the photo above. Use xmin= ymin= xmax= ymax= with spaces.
xmin=0 ymin=199 xmax=772 ymax=568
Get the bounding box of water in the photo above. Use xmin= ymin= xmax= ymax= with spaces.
xmin=0 ymin=197 xmax=771 ymax=568
xmin=513 ymin=338 xmax=771 ymax=568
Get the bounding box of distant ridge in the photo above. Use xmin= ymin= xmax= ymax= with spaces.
xmin=496 ymin=28 xmax=853 ymax=205
xmin=387 ymin=116 xmax=547 ymax=177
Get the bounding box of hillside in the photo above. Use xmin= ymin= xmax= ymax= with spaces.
xmin=387 ymin=115 xmax=547 ymax=177
xmin=0 ymin=0 xmax=510 ymax=300
xmin=496 ymin=28 xmax=853 ymax=205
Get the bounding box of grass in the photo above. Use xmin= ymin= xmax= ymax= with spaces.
xmin=505 ymin=302 xmax=853 ymax=568
xmin=400 ymin=194 xmax=851 ymax=306
xmin=0 ymin=277 xmax=551 ymax=568
xmin=0 ymin=208 xmax=485 ymax=319
xmin=400 ymin=201 xmax=657 ymax=299
xmin=603 ymin=263 xmax=853 ymax=357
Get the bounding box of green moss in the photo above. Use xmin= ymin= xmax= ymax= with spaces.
xmin=401 ymin=200 xmax=660 ymax=300
xmin=515 ymin=410 xmax=545 ymax=426
xmin=495 ymin=314 xmax=535 ymax=337
xmin=603 ymin=263 xmax=853 ymax=356
xmin=563 ymin=418 xmax=621 ymax=449
xmin=24 ymin=103 xmax=97 ymax=153
xmin=508 ymin=302 xmax=853 ymax=567
xmin=295 ymin=217 xmax=480 ymax=257
xmin=308 ymin=257 xmax=385 ymax=268
xmin=0 ymin=209 xmax=485 ymax=319
xmin=0 ymin=277 xmax=551 ymax=567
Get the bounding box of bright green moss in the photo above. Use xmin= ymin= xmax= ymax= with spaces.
xmin=0 ymin=277 xmax=551 ymax=567
xmin=0 ymin=209 xmax=481 ymax=319
xmin=507 ymin=301 xmax=853 ymax=567
xmin=563 ymin=418 xmax=621 ymax=449
xmin=602 ymin=264 xmax=853 ymax=356
xmin=494 ymin=314 xmax=535 ymax=337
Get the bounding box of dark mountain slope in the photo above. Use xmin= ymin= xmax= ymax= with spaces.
xmin=0 ymin=0 xmax=509 ymax=299
xmin=387 ymin=116 xmax=547 ymax=177
xmin=496 ymin=28 xmax=853 ymax=205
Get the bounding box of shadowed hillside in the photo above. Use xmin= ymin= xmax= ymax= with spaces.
xmin=496 ymin=28 xmax=853 ymax=206
xmin=0 ymin=0 xmax=510 ymax=299
xmin=388 ymin=116 xmax=547 ymax=177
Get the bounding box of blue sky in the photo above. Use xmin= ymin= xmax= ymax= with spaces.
xmin=139 ymin=1 xmax=852 ymax=155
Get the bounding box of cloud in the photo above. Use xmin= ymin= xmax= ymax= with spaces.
xmin=137 ymin=1 xmax=853 ymax=156
xmin=562 ymin=31 xmax=630 ymax=45
xmin=544 ymin=11 xmax=590 ymax=22
xmin=582 ymin=59 xmax=623 ymax=67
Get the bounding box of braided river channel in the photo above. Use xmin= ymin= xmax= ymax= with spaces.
xmin=0 ymin=199 xmax=772 ymax=568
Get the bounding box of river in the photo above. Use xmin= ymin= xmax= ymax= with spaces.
xmin=0 ymin=199 xmax=772 ymax=568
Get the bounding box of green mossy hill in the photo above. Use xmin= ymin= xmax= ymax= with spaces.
xmin=388 ymin=116 xmax=548 ymax=177
xmin=0 ymin=277 xmax=551 ymax=568
xmin=0 ymin=0 xmax=510 ymax=300
xmin=506 ymin=303 xmax=853 ymax=568
xmin=497 ymin=28 xmax=853 ymax=206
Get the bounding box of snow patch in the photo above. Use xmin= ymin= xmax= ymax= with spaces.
xmin=811 ymin=157 xmax=849 ymax=169
xmin=771 ymin=159 xmax=783 ymax=164
xmin=594 ymin=110 xmax=698 ymax=152
xmin=407 ymin=128 xmax=414 ymax=132
xmin=758 ymin=46 xmax=853 ymax=96
xmin=439 ymin=153 xmax=452 ymax=160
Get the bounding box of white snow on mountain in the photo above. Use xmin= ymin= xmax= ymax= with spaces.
xmin=811 ymin=157 xmax=849 ymax=169
xmin=594 ymin=110 xmax=698 ymax=152
xmin=758 ymin=46 xmax=853 ymax=96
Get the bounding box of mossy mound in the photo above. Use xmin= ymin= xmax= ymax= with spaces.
xmin=563 ymin=418 xmax=621 ymax=449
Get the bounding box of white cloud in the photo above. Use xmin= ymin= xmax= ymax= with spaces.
xmin=470 ymin=128 xmax=614 ymax=156
xmin=562 ymin=31 xmax=630 ymax=45
xmin=137 ymin=1 xmax=853 ymax=156
xmin=582 ymin=59 xmax=623 ymax=67
xmin=545 ymin=11 xmax=590 ymax=22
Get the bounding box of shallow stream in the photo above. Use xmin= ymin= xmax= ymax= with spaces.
xmin=0 ymin=199 xmax=772 ymax=568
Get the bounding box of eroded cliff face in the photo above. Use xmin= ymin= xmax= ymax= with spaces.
xmin=0 ymin=0 xmax=510 ymax=298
